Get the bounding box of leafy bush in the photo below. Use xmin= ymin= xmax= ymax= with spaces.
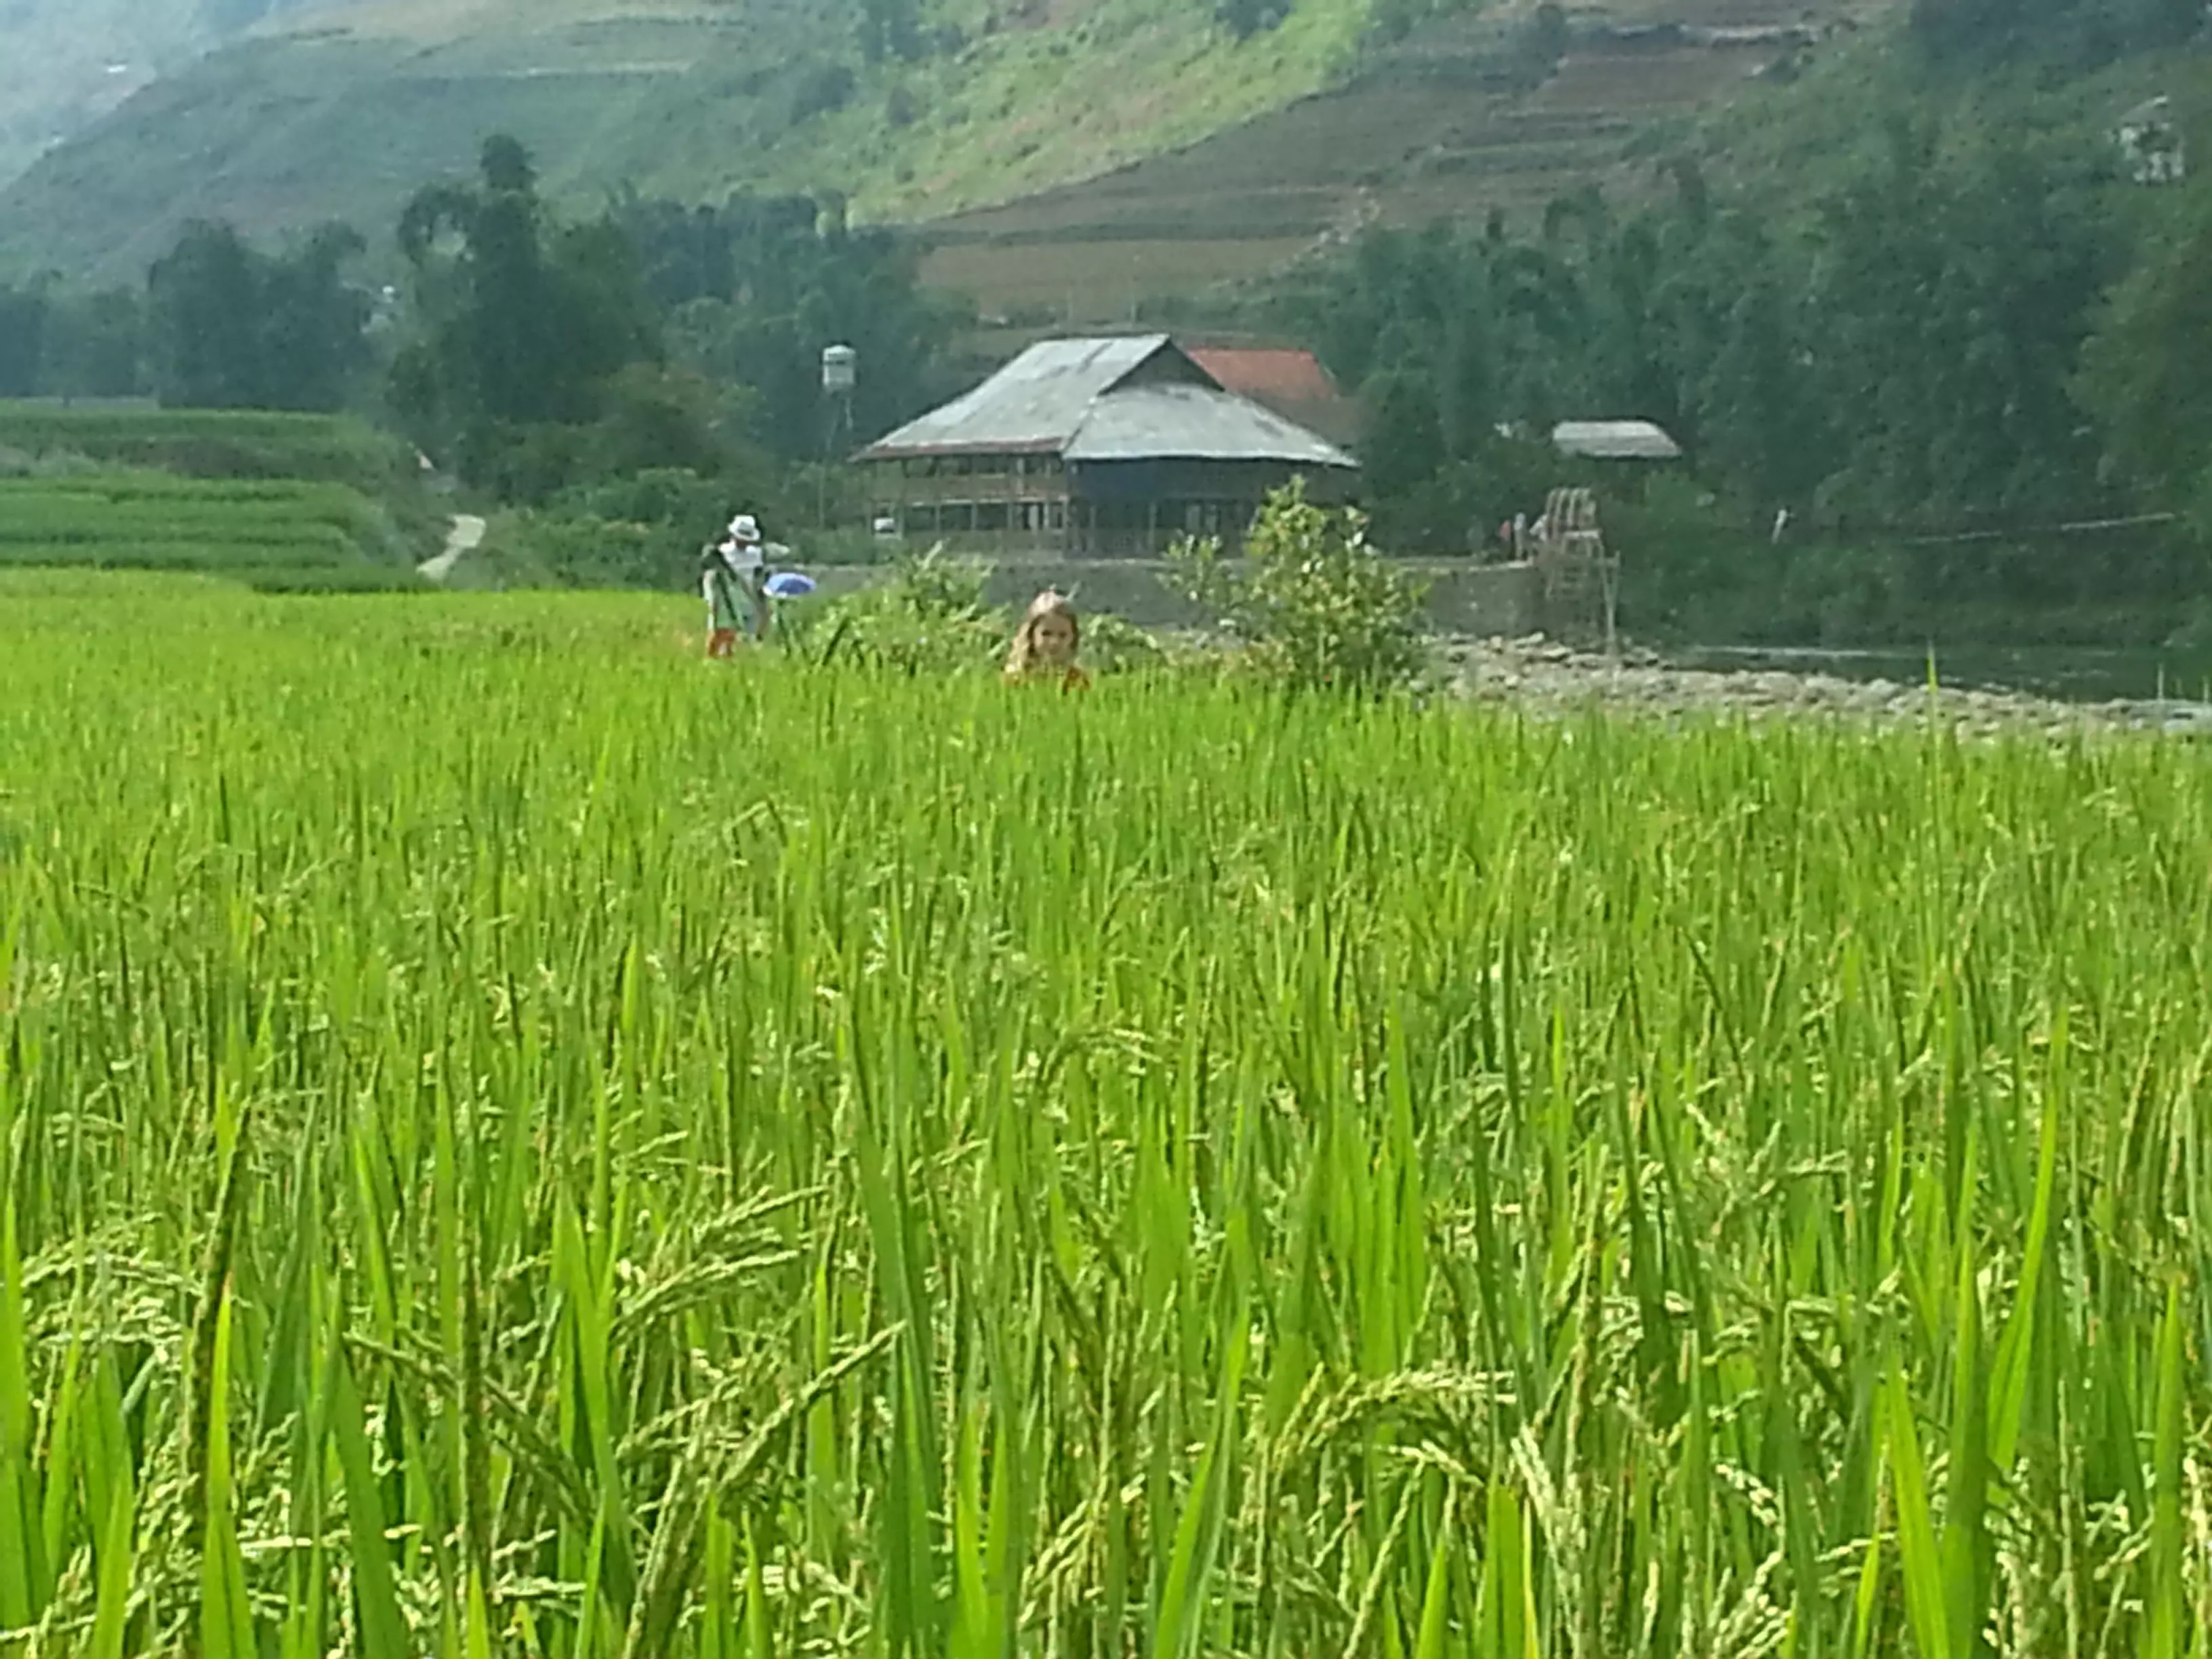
xmin=467 ymin=510 xmax=670 ymax=590
xmin=796 ymin=546 xmax=1009 ymax=673
xmin=1080 ymin=610 xmax=1172 ymax=676
xmin=792 ymin=60 xmax=859 ymax=122
xmin=552 ymin=466 xmax=737 ymax=537
xmin=1166 ymin=481 xmax=1428 ymax=693
xmin=1610 ymin=473 xmax=2212 ymax=647
xmin=780 ymin=550 xmax=1174 ymax=676
xmin=1365 ymin=430 xmax=1564 ymax=556
xmin=481 ymin=462 xmax=796 ymax=589
xmin=554 ymin=467 xmax=769 ymax=579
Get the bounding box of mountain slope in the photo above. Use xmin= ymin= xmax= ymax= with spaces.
xmin=926 ymin=0 xmax=1900 ymax=331
xmin=0 ymin=0 xmax=1378 ymax=284
xmin=0 ymin=0 xmax=331 ymax=190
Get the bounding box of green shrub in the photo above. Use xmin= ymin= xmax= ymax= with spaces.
xmin=1166 ymin=480 xmax=1428 ymax=693
xmin=796 ymin=546 xmax=1009 ymax=672
xmin=552 ymin=467 xmax=735 ymax=537
xmin=473 ymin=464 xmax=801 ymax=592
xmin=1079 ymin=609 xmax=1172 ymax=675
xmin=469 ymin=510 xmax=670 ymax=590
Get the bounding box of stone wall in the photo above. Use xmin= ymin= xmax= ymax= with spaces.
xmin=811 ymin=556 xmax=1542 ymax=638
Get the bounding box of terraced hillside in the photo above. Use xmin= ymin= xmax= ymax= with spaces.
xmin=0 ymin=471 xmax=425 ymax=590
xmin=0 ymin=0 xmax=830 ymax=284
xmin=0 ymin=403 xmax=443 ymax=588
xmin=7 ymin=0 xmax=1902 ymax=345
xmin=0 ymin=0 xmax=1372 ymax=285
xmin=924 ymin=0 xmax=1898 ymax=333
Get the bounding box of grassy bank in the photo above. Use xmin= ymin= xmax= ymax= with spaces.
xmin=0 ymin=577 xmax=2205 ymax=1656
xmin=0 ymin=404 xmax=429 ymax=496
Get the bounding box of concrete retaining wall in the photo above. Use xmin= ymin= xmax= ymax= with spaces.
xmin=811 ymin=557 xmax=1541 ymax=637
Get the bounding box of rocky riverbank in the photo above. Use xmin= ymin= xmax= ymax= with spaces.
xmin=1444 ymin=636 xmax=2212 ymax=736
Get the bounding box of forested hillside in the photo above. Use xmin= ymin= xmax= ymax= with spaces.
xmin=1273 ymin=0 xmax=2212 ymax=638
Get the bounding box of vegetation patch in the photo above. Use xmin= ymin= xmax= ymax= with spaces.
xmin=0 ymin=403 xmax=426 ymax=491
xmin=0 ymin=470 xmax=427 ymax=591
xmin=0 ymin=576 xmax=2203 ymax=1654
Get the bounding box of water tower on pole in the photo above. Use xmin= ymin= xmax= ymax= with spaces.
xmin=819 ymin=344 xmax=857 ymax=528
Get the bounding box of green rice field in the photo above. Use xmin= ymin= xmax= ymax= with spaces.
xmin=0 ymin=406 xmax=428 ymax=497
xmin=0 ymin=574 xmax=2206 ymax=1658
xmin=0 ymin=474 xmax=422 ymax=592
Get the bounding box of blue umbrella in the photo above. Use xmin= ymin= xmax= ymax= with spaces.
xmin=765 ymin=571 xmax=817 ymax=598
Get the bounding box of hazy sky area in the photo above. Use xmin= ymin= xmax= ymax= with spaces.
xmin=0 ymin=0 xmax=329 ymax=186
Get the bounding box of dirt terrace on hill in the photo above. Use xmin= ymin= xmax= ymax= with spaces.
xmin=924 ymin=0 xmax=1897 ymax=333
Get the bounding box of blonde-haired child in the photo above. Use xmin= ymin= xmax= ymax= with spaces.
xmin=1004 ymin=590 xmax=1090 ymax=691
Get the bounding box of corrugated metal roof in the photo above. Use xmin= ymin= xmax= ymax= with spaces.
xmin=1065 ymin=384 xmax=1357 ymax=468
xmin=1552 ymin=419 xmax=1682 ymax=460
xmin=859 ymin=334 xmax=1358 ymax=470
xmin=857 ymin=335 xmax=1176 ymax=458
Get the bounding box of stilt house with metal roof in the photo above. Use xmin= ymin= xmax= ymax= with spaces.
xmin=855 ymin=335 xmax=1359 ymax=557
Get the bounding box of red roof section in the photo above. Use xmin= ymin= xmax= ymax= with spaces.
xmin=1187 ymin=347 xmax=1343 ymax=408
xmin=1185 ymin=346 xmax=1359 ymax=446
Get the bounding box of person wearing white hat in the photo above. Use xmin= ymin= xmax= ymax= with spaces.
xmin=700 ymin=512 xmax=771 ymax=657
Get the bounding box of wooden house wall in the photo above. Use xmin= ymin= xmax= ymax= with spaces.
xmin=864 ymin=453 xmax=1356 ymax=558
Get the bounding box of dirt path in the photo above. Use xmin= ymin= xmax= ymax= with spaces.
xmin=418 ymin=514 xmax=487 ymax=583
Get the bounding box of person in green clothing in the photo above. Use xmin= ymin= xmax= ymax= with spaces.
xmin=700 ymin=514 xmax=769 ymax=657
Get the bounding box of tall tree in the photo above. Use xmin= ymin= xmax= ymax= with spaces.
xmin=1283 ymin=93 xmax=2123 ymax=553
xmin=2079 ymin=184 xmax=2212 ymax=524
xmin=0 ymin=285 xmax=47 ymax=397
xmin=146 ymin=221 xmax=266 ymax=408
xmin=47 ymin=290 xmax=146 ymax=398
xmin=1803 ymin=116 xmax=2113 ymax=521
xmin=260 ymin=224 xmax=372 ymax=411
xmin=145 ymin=219 xmax=367 ymax=409
xmin=1913 ymin=0 xmax=2201 ymax=68
xmin=619 ymin=190 xmax=964 ymax=460
xmin=1696 ymin=270 xmax=1822 ymax=509
xmin=393 ymin=136 xmax=661 ymax=480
